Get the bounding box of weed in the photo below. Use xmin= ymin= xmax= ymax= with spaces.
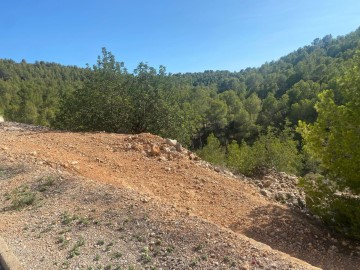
xmin=166 ymin=246 xmax=174 ymax=253
xmin=193 ymin=243 xmax=203 ymax=252
xmin=67 ymin=237 xmax=85 ymax=258
xmin=10 ymin=185 xmax=36 ymax=210
xmin=104 ymin=265 xmax=112 ymax=270
xmin=93 ymin=254 xmax=100 ymax=261
xmin=96 ymin=240 xmax=105 ymax=246
xmin=223 ymin=256 xmax=230 ymax=264
xmin=60 ymin=212 xmax=77 ymax=225
xmin=37 ymin=176 xmax=55 ymax=192
xmin=61 ymin=260 xmax=70 ymax=269
xmin=140 ymin=246 xmax=152 ymax=264
xmin=60 ymin=212 xmax=90 ymax=226
xmin=58 ymin=227 xmax=72 ymax=235
xmin=40 ymin=225 xmax=53 ymax=234
xmin=77 ymin=216 xmax=91 ymax=226
xmin=4 ymin=192 xmax=10 ymax=201
xmin=189 ymin=259 xmax=198 ymax=267
xmin=154 ymin=239 xmax=161 ymax=246
xmin=133 ymin=234 xmax=145 ymax=242
xmin=111 ymin=251 xmax=122 ymax=259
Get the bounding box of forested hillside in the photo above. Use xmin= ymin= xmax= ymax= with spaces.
xmin=0 ymin=60 xmax=84 ymax=125
xmin=1 ymin=28 xmax=360 ymax=146
xmin=1 ymin=27 xmax=360 ymax=239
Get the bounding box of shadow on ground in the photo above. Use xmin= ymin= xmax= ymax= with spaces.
xmin=230 ymin=205 xmax=360 ymax=270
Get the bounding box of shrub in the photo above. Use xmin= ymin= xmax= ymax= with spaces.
xmin=227 ymin=128 xmax=302 ymax=176
xmin=300 ymin=173 xmax=360 ymax=240
xmin=10 ymin=185 xmax=36 ymax=210
xmin=197 ymin=133 xmax=226 ymax=166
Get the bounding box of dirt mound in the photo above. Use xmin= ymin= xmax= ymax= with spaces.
xmin=0 ymin=122 xmax=359 ymax=269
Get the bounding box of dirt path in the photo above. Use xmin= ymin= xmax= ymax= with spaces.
xmin=1 ymin=123 xmax=359 ymax=269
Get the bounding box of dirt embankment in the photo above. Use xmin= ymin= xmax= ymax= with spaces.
xmin=0 ymin=122 xmax=359 ymax=269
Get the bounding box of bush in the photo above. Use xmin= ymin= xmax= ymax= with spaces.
xmin=227 ymin=129 xmax=302 ymax=176
xmin=300 ymin=173 xmax=360 ymax=240
xmin=10 ymin=185 xmax=36 ymax=210
xmin=197 ymin=133 xmax=226 ymax=166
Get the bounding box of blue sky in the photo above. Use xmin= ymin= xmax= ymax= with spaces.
xmin=2 ymin=0 xmax=360 ymax=73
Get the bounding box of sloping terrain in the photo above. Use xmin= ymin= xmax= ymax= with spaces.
xmin=0 ymin=122 xmax=359 ymax=269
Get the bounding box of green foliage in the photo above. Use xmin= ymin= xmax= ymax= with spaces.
xmin=0 ymin=59 xmax=84 ymax=126
xmin=2 ymin=27 xmax=360 ymax=156
xmin=300 ymin=174 xmax=360 ymax=240
xmin=298 ymin=52 xmax=360 ymax=240
xmin=9 ymin=185 xmax=36 ymax=210
xmin=298 ymin=60 xmax=360 ymax=193
xmin=197 ymin=133 xmax=226 ymax=166
xmin=227 ymin=128 xmax=302 ymax=175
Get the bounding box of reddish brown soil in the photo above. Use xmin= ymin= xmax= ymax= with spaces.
xmin=1 ymin=123 xmax=359 ymax=269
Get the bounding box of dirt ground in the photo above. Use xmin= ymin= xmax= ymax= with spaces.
xmin=0 ymin=122 xmax=359 ymax=269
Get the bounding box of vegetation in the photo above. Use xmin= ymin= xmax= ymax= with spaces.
xmin=298 ymin=52 xmax=360 ymax=240
xmin=6 ymin=185 xmax=37 ymax=210
xmin=227 ymin=128 xmax=301 ymax=175
xmin=1 ymin=27 xmax=360 ymax=239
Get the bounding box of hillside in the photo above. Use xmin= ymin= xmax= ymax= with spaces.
xmin=1 ymin=28 xmax=360 ymax=148
xmin=0 ymin=122 xmax=359 ymax=269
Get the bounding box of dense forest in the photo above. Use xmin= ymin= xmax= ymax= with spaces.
xmin=1 ymin=27 xmax=360 ymax=239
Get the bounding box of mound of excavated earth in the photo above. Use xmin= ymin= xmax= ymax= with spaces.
xmin=0 ymin=122 xmax=359 ymax=269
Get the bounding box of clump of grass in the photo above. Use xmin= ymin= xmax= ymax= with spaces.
xmin=111 ymin=251 xmax=122 ymax=259
xmin=36 ymin=176 xmax=56 ymax=192
xmin=60 ymin=212 xmax=77 ymax=225
xmin=166 ymin=245 xmax=174 ymax=254
xmin=140 ymin=246 xmax=152 ymax=264
xmin=193 ymin=243 xmax=203 ymax=252
xmin=68 ymin=238 xmax=85 ymax=258
xmin=10 ymin=185 xmax=36 ymax=210
xmin=96 ymin=240 xmax=105 ymax=246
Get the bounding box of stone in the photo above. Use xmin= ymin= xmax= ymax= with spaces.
xmin=158 ymin=156 xmax=167 ymax=162
xmin=260 ymin=189 xmax=270 ymax=197
xmin=274 ymin=191 xmax=286 ymax=202
xmin=165 ymin=138 xmax=177 ymax=146
xmin=150 ymin=144 xmax=161 ymax=156
xmin=175 ymin=142 xmax=183 ymax=152
xmin=263 ymin=180 xmax=273 ymax=188
xmin=189 ymin=153 xmax=196 ymax=160
xmin=0 ymin=115 xmax=4 ymax=122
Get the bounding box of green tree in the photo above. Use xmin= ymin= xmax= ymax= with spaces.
xmin=197 ymin=133 xmax=226 ymax=165
xmin=227 ymin=128 xmax=301 ymax=176
xmin=55 ymin=48 xmax=130 ymax=132
xmin=298 ymin=53 xmax=360 ymax=239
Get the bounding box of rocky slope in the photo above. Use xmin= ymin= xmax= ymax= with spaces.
xmin=0 ymin=122 xmax=359 ymax=269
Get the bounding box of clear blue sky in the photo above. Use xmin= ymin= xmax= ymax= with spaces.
xmin=1 ymin=0 xmax=360 ymax=73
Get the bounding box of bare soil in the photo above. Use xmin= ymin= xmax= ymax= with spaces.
xmin=0 ymin=122 xmax=359 ymax=269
